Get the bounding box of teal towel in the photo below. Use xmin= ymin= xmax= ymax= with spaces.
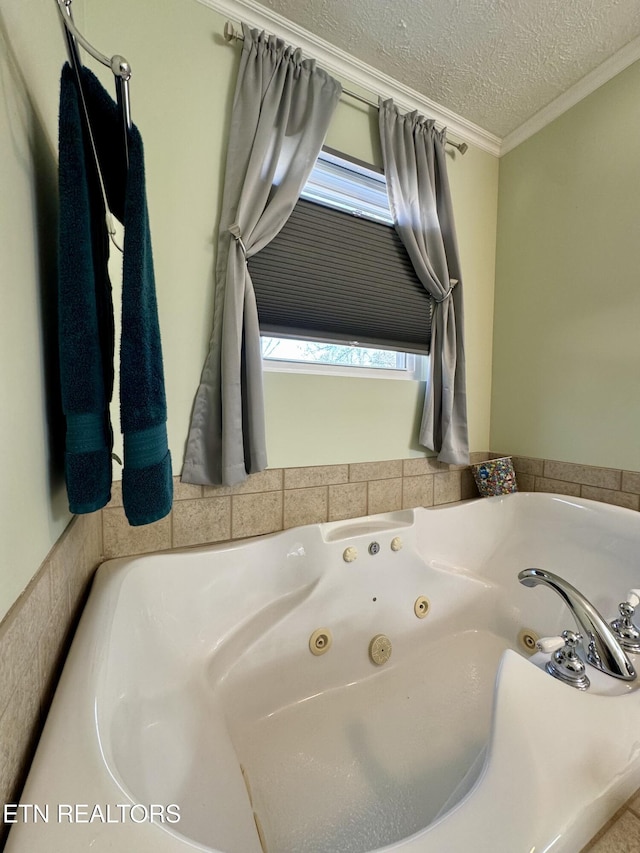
xmin=58 ymin=64 xmax=172 ymax=525
xmin=58 ymin=66 xmax=114 ymax=513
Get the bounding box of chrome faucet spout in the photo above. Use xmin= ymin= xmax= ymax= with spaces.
xmin=518 ymin=568 xmax=636 ymax=682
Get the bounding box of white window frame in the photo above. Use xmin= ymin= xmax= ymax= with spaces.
xmin=262 ymin=339 xmax=426 ymax=381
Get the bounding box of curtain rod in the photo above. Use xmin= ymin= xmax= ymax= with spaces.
xmin=223 ymin=21 xmax=468 ymax=155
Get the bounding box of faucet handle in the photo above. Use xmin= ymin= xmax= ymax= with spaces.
xmin=620 ymin=601 xmax=636 ymax=620
xmin=545 ymin=629 xmax=590 ymax=690
xmin=562 ymin=629 xmax=582 ymax=650
xmin=535 ymin=635 xmax=565 ymax=654
xmin=610 ymin=597 xmax=640 ymax=653
xmin=627 ymin=590 xmax=640 ymax=608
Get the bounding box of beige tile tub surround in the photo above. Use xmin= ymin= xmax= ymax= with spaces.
xmin=102 ymin=457 xmax=489 ymax=559
xmin=328 ymin=482 xmax=368 ymax=521
xmin=172 ymin=497 xmax=231 ymax=548
xmin=103 ymin=452 xmax=640 ymax=563
xmin=0 ymin=512 xmax=102 ymax=849
xmin=509 ymin=456 xmax=640 ymax=511
xmin=582 ymin=792 xmax=640 ymax=852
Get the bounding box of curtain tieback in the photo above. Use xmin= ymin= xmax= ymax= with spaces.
xmin=433 ymin=278 xmax=459 ymax=304
xmin=229 ymin=224 xmax=247 ymax=256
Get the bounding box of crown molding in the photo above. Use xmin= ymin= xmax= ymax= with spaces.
xmin=501 ymin=33 xmax=640 ymax=155
xmin=196 ymin=0 xmax=640 ymax=159
xmin=195 ymin=0 xmax=502 ymax=157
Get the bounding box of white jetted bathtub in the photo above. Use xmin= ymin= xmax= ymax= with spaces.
xmin=7 ymin=492 xmax=640 ymax=853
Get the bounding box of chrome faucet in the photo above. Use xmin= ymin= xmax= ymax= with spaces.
xmin=518 ymin=568 xmax=637 ymax=682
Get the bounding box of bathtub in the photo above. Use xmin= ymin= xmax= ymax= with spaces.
xmin=6 ymin=492 xmax=640 ymax=853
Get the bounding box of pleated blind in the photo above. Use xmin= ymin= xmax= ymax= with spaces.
xmin=248 ymin=198 xmax=432 ymax=354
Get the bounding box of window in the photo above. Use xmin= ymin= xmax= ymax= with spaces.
xmin=248 ymin=149 xmax=431 ymax=378
xmin=260 ymin=336 xmax=425 ymax=380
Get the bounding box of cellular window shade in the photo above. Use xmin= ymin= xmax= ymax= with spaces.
xmin=247 ymin=199 xmax=432 ymax=354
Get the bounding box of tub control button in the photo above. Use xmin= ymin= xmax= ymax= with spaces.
xmin=518 ymin=627 xmax=541 ymax=654
xmin=369 ymin=634 xmax=392 ymax=665
xmin=368 ymin=541 xmax=380 ymax=556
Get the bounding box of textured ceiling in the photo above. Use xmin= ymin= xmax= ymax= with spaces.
xmin=252 ymin=0 xmax=640 ymax=138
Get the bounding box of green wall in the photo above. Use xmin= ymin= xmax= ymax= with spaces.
xmin=0 ymin=0 xmax=73 ymax=623
xmin=492 ymin=60 xmax=640 ymax=470
xmin=86 ymin=0 xmax=499 ymax=469
xmin=0 ymin=0 xmax=498 ymax=621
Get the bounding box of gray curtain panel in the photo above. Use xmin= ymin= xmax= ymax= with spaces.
xmin=379 ymin=99 xmax=469 ymax=465
xmin=182 ymin=24 xmax=341 ymax=486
